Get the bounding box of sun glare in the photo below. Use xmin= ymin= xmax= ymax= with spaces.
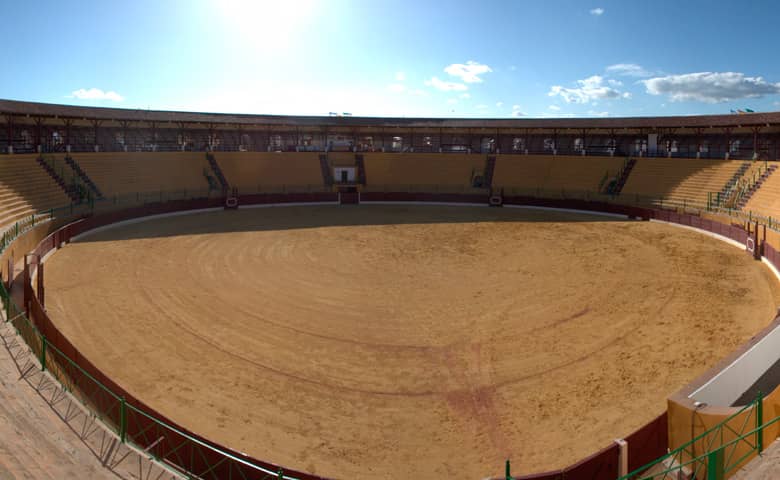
xmin=216 ymin=0 xmax=317 ymax=48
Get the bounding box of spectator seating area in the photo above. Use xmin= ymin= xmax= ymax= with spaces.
xmin=492 ymin=155 xmax=625 ymax=194
xmin=0 ymin=155 xmax=70 ymax=234
xmin=362 ymin=153 xmax=486 ymax=192
xmin=3 ymin=152 xmax=780 ymax=236
xmin=621 ymin=158 xmax=746 ymax=207
xmin=741 ymin=166 xmax=780 ymax=219
xmin=63 ymin=152 xmax=213 ymax=198
xmin=213 ymin=152 xmax=324 ymax=193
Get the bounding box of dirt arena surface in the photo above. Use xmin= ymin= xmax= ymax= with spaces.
xmin=43 ymin=205 xmax=780 ymax=479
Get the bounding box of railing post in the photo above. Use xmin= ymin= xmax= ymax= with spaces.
xmin=40 ymin=335 xmax=47 ymax=371
xmin=757 ymin=391 xmax=764 ymax=454
xmin=120 ymin=396 xmax=127 ymax=443
xmin=505 ymin=459 xmax=512 ymax=480
xmin=707 ymin=448 xmax=724 ymax=480
xmin=278 ymin=468 xmax=284 ymax=479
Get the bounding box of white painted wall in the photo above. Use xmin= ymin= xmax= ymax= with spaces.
xmin=334 ymin=167 xmax=355 ymax=182
xmin=690 ymin=323 xmax=780 ymax=406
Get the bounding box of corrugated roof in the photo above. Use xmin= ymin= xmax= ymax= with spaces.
xmin=2 ymin=98 xmax=779 ymax=129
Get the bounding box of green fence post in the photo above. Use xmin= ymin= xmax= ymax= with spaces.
xmin=757 ymin=391 xmax=764 ymax=454
xmin=707 ymin=448 xmax=724 ymax=480
xmin=505 ymin=459 xmax=512 ymax=480
xmin=120 ymin=396 xmax=127 ymax=443
xmin=277 ymin=468 xmax=284 ymax=479
xmin=40 ymin=335 xmax=47 ymax=371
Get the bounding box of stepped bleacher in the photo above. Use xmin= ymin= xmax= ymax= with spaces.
xmin=362 ymin=153 xmax=486 ymax=192
xmin=740 ymin=165 xmax=780 ymax=217
xmin=36 ymin=156 xmax=80 ymax=202
xmin=206 ymin=152 xmax=229 ymax=192
xmin=214 ymin=152 xmax=324 ymax=193
xmin=65 ymin=155 xmax=103 ymax=199
xmin=64 ymin=152 xmax=212 ymax=199
xmin=0 ymin=155 xmax=71 ymax=233
xmin=620 ymin=158 xmax=745 ymax=207
xmin=609 ymin=157 xmax=637 ymax=195
xmin=492 ymin=155 xmax=625 ymax=194
xmin=318 ymin=154 xmax=333 ymax=186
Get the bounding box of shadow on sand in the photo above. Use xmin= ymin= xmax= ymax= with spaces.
xmin=74 ymin=203 xmax=632 ymax=243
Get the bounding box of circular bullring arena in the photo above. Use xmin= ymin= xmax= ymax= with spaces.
xmin=40 ymin=204 xmax=780 ymax=479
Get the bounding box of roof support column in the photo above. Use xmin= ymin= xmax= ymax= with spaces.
xmin=524 ymin=128 xmax=530 ymax=155
xmin=695 ymin=128 xmax=703 ymax=158
xmin=724 ymin=127 xmax=732 ymax=160
xmin=752 ymin=126 xmax=762 ymax=160
xmin=4 ymin=115 xmax=13 ymax=154
xmin=119 ymin=121 xmax=131 ymax=152
xmin=608 ymin=128 xmax=616 ymax=156
xmin=34 ymin=117 xmax=44 ymax=154
xmin=149 ymin=121 xmax=157 ymax=152
xmin=91 ymin=120 xmax=101 ymax=152
xmin=64 ymin=119 xmax=72 ymax=153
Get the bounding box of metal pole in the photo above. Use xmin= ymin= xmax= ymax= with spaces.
xmin=40 ymin=336 xmax=47 ymax=371
xmin=707 ymin=449 xmax=724 ymax=480
xmin=505 ymin=459 xmax=511 ymax=480
xmin=757 ymin=391 xmax=764 ymax=454
xmin=120 ymin=397 xmax=127 ymax=443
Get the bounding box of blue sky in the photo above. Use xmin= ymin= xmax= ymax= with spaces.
xmin=2 ymin=0 xmax=780 ymax=118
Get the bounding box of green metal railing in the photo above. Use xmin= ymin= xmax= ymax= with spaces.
xmin=617 ymin=394 xmax=780 ymax=480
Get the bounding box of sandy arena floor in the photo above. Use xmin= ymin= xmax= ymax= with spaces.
xmin=42 ymin=205 xmax=780 ymax=479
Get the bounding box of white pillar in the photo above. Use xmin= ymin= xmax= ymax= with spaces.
xmin=614 ymin=439 xmax=628 ymax=477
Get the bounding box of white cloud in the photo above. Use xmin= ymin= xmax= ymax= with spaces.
xmin=395 ymin=71 xmax=406 ymax=81
xmin=69 ymin=88 xmax=124 ymax=102
xmin=511 ymin=105 xmax=525 ymax=117
xmin=425 ymin=76 xmax=468 ymax=91
xmin=496 ymin=101 xmax=504 ymax=108
xmin=643 ymin=72 xmax=780 ymax=103
xmin=459 ymin=93 xmax=471 ymax=99
xmin=447 ymin=98 xmax=458 ymax=105
xmin=548 ymin=105 xmax=561 ymax=111
xmin=590 ymin=7 xmax=604 ymax=15
xmin=607 ymin=79 xmax=623 ymax=87
xmin=606 ymin=63 xmax=652 ymax=77
xmin=443 ymin=61 xmax=492 ymax=83
xmin=410 ymin=89 xmax=427 ymax=96
xmin=548 ymin=75 xmax=625 ymax=104
xmin=587 ymin=110 xmax=610 ymax=117
xmin=388 ymin=83 xmax=406 ymax=93
xmin=475 ymin=104 xmax=489 ymax=109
